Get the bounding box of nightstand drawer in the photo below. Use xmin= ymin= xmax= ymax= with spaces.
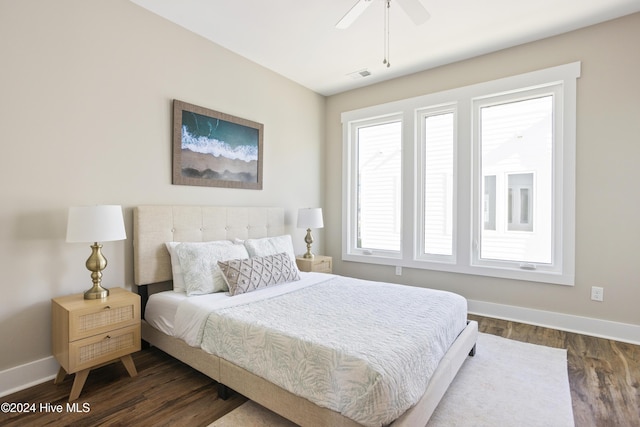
xmin=52 ymin=288 xmax=141 ymax=342
xmin=296 ymin=256 xmax=332 ymax=273
xmin=69 ymin=324 xmax=141 ymax=372
xmin=70 ymin=300 xmax=138 ymax=341
xmin=312 ymin=257 xmax=332 ymax=273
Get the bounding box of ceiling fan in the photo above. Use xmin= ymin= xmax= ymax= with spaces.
xmin=336 ymin=0 xmax=430 ymax=67
xmin=336 ymin=0 xmax=430 ymax=29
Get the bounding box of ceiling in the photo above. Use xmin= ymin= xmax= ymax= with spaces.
xmin=130 ymin=0 xmax=640 ymax=96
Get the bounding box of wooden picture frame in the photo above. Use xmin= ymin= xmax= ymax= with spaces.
xmin=172 ymin=100 xmax=263 ymax=189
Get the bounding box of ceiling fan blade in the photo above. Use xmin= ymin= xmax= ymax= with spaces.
xmin=336 ymin=0 xmax=374 ymax=29
xmin=395 ymin=0 xmax=430 ymax=25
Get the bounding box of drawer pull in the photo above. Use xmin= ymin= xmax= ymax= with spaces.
xmin=105 ymin=335 xmax=111 ymax=340
xmin=104 ymin=305 xmax=111 ymax=310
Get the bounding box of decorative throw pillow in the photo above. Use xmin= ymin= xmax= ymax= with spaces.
xmin=175 ymin=241 xmax=249 ymax=296
xmin=218 ymin=252 xmax=301 ymax=296
xmin=244 ymin=235 xmax=297 ymax=264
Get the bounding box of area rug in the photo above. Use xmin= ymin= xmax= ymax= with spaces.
xmin=210 ymin=333 xmax=574 ymax=427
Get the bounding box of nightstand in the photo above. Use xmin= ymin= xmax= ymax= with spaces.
xmin=296 ymin=255 xmax=333 ymax=273
xmin=52 ymin=287 xmax=141 ymax=401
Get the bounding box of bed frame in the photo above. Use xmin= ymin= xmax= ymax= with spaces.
xmin=133 ymin=205 xmax=478 ymax=427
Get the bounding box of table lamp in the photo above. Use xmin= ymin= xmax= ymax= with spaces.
xmin=66 ymin=205 xmax=126 ymax=299
xmin=297 ymin=208 xmax=324 ymax=259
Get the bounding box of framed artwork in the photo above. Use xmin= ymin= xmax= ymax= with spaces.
xmin=172 ymin=100 xmax=263 ymax=189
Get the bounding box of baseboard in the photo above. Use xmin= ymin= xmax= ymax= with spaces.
xmin=468 ymin=299 xmax=640 ymax=346
xmin=0 ymin=356 xmax=58 ymax=398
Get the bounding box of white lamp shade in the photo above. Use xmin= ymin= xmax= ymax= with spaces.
xmin=66 ymin=205 xmax=126 ymax=243
xmin=297 ymin=208 xmax=324 ymax=229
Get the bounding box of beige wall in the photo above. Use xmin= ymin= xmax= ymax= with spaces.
xmin=325 ymin=13 xmax=640 ymax=327
xmin=0 ymin=0 xmax=325 ymax=371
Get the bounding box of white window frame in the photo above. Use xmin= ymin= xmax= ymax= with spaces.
xmin=415 ymin=104 xmax=458 ymax=264
xmin=343 ymin=111 xmax=404 ymax=262
xmin=342 ymin=62 xmax=579 ymax=285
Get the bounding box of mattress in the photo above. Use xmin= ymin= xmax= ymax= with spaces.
xmin=144 ymin=272 xmax=468 ymax=427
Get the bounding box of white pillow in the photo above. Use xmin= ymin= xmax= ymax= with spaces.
xmin=175 ymin=241 xmax=249 ymax=296
xmin=165 ymin=242 xmax=187 ymax=292
xmin=166 ymin=241 xmax=236 ymax=292
xmin=244 ymin=235 xmax=297 ymax=264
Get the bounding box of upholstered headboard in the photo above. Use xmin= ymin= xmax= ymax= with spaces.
xmin=133 ymin=206 xmax=286 ymax=286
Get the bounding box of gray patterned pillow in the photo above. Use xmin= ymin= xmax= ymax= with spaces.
xmin=218 ymin=252 xmax=300 ymax=296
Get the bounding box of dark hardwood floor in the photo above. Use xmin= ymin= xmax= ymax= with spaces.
xmin=1 ymin=346 xmax=245 ymax=427
xmin=2 ymin=315 xmax=638 ymax=426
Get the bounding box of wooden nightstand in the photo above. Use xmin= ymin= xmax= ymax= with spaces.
xmin=296 ymin=255 xmax=333 ymax=273
xmin=52 ymin=287 xmax=141 ymax=401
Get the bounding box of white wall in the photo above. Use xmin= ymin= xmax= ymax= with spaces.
xmin=0 ymin=0 xmax=325 ymax=374
xmin=325 ymin=13 xmax=640 ymax=332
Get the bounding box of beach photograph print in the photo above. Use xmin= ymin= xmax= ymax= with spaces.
xmin=172 ymin=100 xmax=263 ymax=189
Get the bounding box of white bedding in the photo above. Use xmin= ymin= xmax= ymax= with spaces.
xmin=145 ymin=273 xmax=335 ymax=341
xmin=144 ymin=272 xmax=468 ymax=427
xmin=144 ymin=290 xmax=187 ymax=335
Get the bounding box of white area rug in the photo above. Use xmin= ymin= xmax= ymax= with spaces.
xmin=427 ymin=332 xmax=574 ymax=426
xmin=211 ymin=333 xmax=574 ymax=427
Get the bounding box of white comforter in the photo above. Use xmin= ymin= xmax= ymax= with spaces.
xmin=173 ymin=273 xmax=467 ymax=427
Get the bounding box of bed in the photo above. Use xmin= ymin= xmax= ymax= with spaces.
xmin=133 ymin=205 xmax=478 ymax=427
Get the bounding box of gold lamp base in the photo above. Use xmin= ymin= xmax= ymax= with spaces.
xmin=84 ymin=242 xmax=109 ymax=300
xmin=84 ymin=284 xmax=109 ymax=300
xmin=303 ymin=228 xmax=315 ymax=259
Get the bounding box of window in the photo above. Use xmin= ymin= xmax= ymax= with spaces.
xmin=356 ymin=120 xmax=402 ymax=252
xmin=477 ymin=93 xmax=553 ymax=264
xmin=419 ymin=108 xmax=455 ymax=259
xmin=342 ymin=62 xmax=580 ymax=285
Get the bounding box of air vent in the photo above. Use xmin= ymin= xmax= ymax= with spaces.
xmin=347 ymin=69 xmax=372 ymax=79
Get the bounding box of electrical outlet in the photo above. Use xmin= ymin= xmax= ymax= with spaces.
xmin=591 ymin=286 xmax=604 ymax=302
xmin=395 ymin=266 xmax=402 ymax=276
